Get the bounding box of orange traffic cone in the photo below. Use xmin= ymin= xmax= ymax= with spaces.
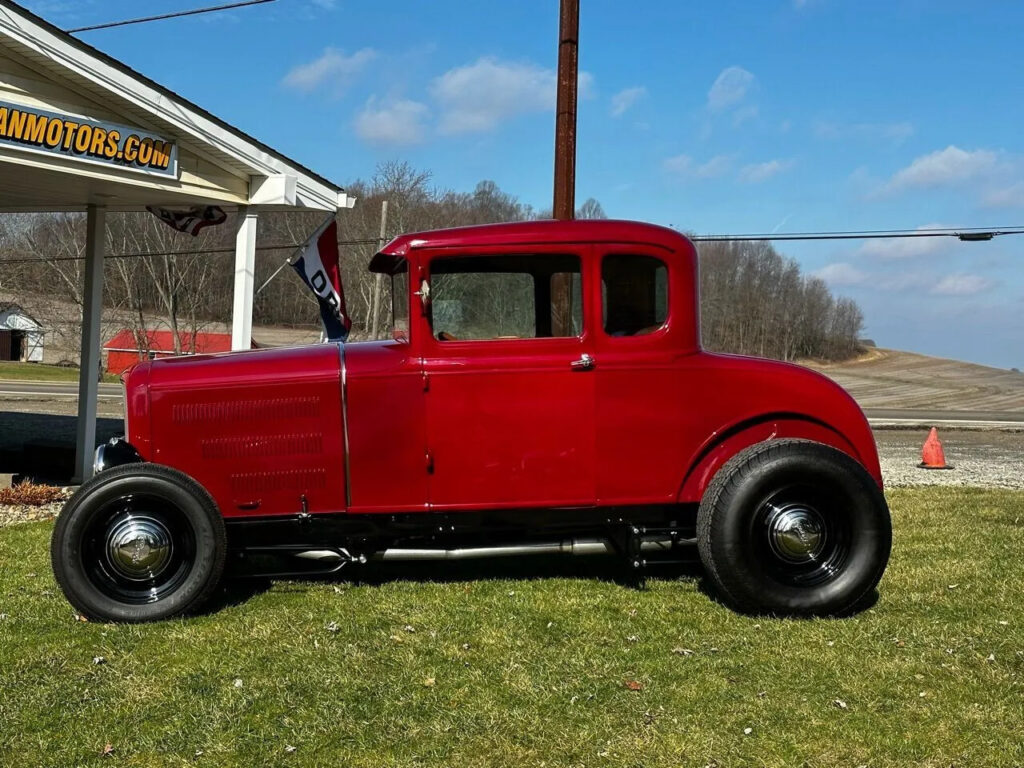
xmin=919 ymin=427 xmax=953 ymax=470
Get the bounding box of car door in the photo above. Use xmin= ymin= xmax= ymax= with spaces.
xmin=419 ymin=245 xmax=597 ymax=510
xmin=593 ymin=245 xmax=691 ymax=505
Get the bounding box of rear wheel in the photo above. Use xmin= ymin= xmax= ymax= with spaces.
xmin=697 ymin=439 xmax=891 ymax=616
xmin=51 ymin=464 xmax=226 ymax=623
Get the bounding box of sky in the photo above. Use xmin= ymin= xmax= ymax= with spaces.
xmin=19 ymin=0 xmax=1024 ymax=368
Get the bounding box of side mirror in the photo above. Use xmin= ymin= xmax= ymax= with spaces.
xmin=413 ymin=279 xmax=431 ymax=312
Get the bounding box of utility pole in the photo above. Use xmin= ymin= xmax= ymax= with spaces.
xmin=552 ymin=0 xmax=579 ymax=221
xmin=369 ymin=200 xmax=389 ymax=338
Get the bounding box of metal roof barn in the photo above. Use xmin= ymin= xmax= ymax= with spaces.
xmin=0 ymin=302 xmax=43 ymax=362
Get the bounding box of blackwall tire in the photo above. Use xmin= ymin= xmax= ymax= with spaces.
xmin=696 ymin=439 xmax=891 ymax=617
xmin=51 ymin=464 xmax=226 ymax=623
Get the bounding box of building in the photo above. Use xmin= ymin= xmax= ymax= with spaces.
xmin=103 ymin=329 xmax=238 ymax=375
xmin=0 ymin=0 xmax=354 ymax=480
xmin=0 ymin=301 xmax=43 ymax=361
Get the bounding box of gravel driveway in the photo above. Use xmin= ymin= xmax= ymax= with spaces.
xmin=876 ymin=428 xmax=1024 ymax=490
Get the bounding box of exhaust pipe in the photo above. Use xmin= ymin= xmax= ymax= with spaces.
xmin=374 ymin=538 xmax=611 ymax=561
xmin=370 ymin=536 xmax=692 ymax=562
xmin=289 ymin=536 xmax=695 ymax=565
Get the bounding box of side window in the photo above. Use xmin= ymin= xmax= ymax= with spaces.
xmin=602 ymin=254 xmax=668 ymax=336
xmin=390 ymin=258 xmax=410 ymax=341
xmin=550 ymin=269 xmax=583 ymax=337
xmin=430 ymin=254 xmax=582 ymax=341
xmin=367 ymin=253 xmax=410 ymax=341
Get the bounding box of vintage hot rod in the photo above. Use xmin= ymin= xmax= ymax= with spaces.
xmin=52 ymin=220 xmax=891 ymax=622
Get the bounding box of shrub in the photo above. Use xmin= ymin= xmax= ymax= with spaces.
xmin=0 ymin=482 xmax=67 ymax=506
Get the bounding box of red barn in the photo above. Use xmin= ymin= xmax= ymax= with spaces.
xmin=104 ymin=330 xmax=238 ymax=375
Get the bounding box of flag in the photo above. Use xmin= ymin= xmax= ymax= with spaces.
xmin=146 ymin=205 xmax=227 ymax=236
xmin=291 ymin=219 xmax=351 ymax=342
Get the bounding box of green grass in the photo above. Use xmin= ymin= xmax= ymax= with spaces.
xmin=1 ymin=487 xmax=1022 ymax=767
xmin=0 ymin=361 xmax=119 ymax=383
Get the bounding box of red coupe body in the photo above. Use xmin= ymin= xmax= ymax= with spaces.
xmin=120 ymin=219 xmax=880 ymax=521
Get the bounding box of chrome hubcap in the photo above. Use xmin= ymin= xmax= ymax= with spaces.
xmin=105 ymin=515 xmax=173 ymax=581
xmin=766 ymin=505 xmax=826 ymax=563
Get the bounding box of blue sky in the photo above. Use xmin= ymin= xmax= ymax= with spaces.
xmin=22 ymin=0 xmax=1024 ymax=368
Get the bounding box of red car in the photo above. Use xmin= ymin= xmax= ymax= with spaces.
xmin=52 ymin=220 xmax=891 ymax=622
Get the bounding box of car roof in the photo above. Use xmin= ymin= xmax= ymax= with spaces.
xmin=380 ymin=219 xmax=693 ymax=258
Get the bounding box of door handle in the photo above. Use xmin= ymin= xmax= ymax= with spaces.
xmin=570 ymin=353 xmax=595 ymax=371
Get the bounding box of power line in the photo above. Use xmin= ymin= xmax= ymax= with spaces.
xmin=66 ymin=0 xmax=277 ymax=34
xmin=2 ymin=227 xmax=1023 ymax=266
xmin=690 ymin=226 xmax=1024 ymax=243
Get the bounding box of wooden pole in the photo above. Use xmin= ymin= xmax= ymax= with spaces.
xmin=370 ymin=200 xmax=388 ymax=338
xmin=553 ymin=0 xmax=579 ymax=220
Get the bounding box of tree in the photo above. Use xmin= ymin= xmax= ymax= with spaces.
xmin=576 ymin=198 xmax=606 ymax=219
xmin=697 ymin=239 xmax=863 ymax=362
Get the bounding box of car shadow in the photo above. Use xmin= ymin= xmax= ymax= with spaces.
xmin=200 ymin=577 xmax=275 ymax=615
xmin=346 ymin=553 xmax=706 ymax=589
xmin=0 ymin=410 xmax=123 ymax=484
xmin=211 ymin=554 xmax=879 ymax=618
xmin=692 ymin=575 xmax=881 ymax=618
xmin=218 ymin=552 xmax=706 ymax=608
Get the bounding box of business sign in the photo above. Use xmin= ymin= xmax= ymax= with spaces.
xmin=0 ymin=99 xmax=178 ymax=177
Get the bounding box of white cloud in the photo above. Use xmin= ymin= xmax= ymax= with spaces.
xmin=885 ymin=146 xmax=997 ymax=191
xmin=707 ymin=66 xmax=755 ymax=112
xmin=663 ymin=154 xmax=732 ymax=179
xmin=931 ymin=274 xmax=996 ymax=296
xmin=983 ymin=182 xmax=1024 ymax=208
xmin=813 ymin=120 xmax=914 ymax=143
xmin=610 ymin=86 xmax=646 ymax=117
xmin=663 ymin=155 xmax=692 ymax=176
xmin=430 ymin=57 xmax=593 ymax=135
xmin=815 ymin=262 xmax=869 ymax=286
xmin=731 ymin=105 xmax=759 ymax=126
xmin=282 ymin=47 xmax=376 ymax=93
xmin=695 ymin=155 xmax=732 ymax=178
xmin=739 ymin=159 xmax=793 ymax=183
xmin=353 ymin=98 xmax=429 ymax=146
xmin=858 ymin=225 xmax=949 ymax=259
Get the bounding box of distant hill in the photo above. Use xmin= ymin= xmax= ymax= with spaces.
xmin=803 ymin=348 xmax=1024 ymax=413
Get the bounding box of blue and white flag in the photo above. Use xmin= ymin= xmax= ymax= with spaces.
xmin=291 ymin=219 xmax=350 ymax=342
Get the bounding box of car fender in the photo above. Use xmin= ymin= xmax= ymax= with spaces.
xmin=676 ymin=414 xmax=865 ymax=504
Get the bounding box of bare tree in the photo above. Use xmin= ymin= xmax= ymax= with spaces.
xmin=698 ymin=240 xmax=863 ymax=362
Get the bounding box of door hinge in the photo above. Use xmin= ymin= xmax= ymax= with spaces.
xmin=422 ymin=372 xmax=430 ymax=392
xmin=425 ymin=450 xmax=434 ymax=474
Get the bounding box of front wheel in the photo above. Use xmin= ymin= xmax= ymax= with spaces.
xmin=697 ymin=439 xmax=891 ymax=616
xmin=51 ymin=464 xmax=226 ymax=623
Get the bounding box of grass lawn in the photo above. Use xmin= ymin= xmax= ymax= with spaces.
xmin=1 ymin=487 xmax=1022 ymax=767
xmin=0 ymin=361 xmax=119 ymax=384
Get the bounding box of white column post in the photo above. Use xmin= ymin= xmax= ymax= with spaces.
xmin=73 ymin=205 xmax=106 ymax=484
xmin=231 ymin=207 xmax=258 ymax=351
